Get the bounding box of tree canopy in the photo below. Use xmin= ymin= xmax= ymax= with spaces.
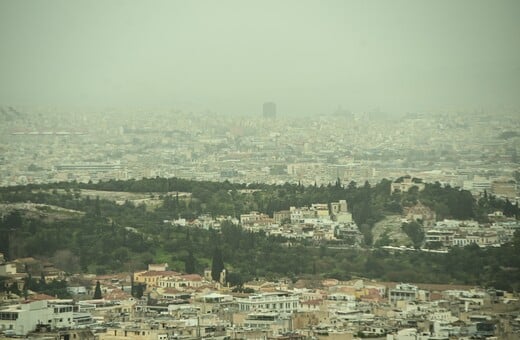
xmin=0 ymin=176 xmax=518 ymax=291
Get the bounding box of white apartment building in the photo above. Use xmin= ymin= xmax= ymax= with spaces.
xmin=0 ymin=300 xmax=74 ymax=336
xmin=236 ymin=293 xmax=300 ymax=313
xmin=425 ymin=230 xmax=454 ymax=247
xmin=242 ymin=311 xmax=292 ymax=333
xmin=452 ymin=232 xmax=499 ymax=247
xmin=289 ymin=204 xmax=332 ymax=223
xmin=388 ymin=284 xmax=429 ymax=303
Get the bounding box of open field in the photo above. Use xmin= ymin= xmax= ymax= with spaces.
xmin=0 ymin=202 xmax=84 ymax=222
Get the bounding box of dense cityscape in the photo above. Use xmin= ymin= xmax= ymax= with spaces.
xmin=0 ymin=105 xmax=519 ymax=339
xmin=1 ymin=0 xmax=520 ymax=339
xmin=1 ymin=106 xmax=518 ymax=189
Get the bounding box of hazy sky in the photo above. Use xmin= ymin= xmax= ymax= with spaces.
xmin=1 ymin=0 xmax=519 ymax=115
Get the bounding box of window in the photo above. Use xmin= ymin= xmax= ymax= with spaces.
xmin=0 ymin=312 xmax=18 ymax=320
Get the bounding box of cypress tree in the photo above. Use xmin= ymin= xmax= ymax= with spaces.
xmin=211 ymin=247 xmax=224 ymax=282
xmin=39 ymin=272 xmax=46 ymax=287
xmin=93 ymin=281 xmax=102 ymax=299
xmin=185 ymin=250 xmax=196 ymax=274
xmin=134 ymin=284 xmax=144 ymax=298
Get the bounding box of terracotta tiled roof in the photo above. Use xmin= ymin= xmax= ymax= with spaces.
xmin=95 ymin=273 xmax=130 ymax=281
xmin=14 ymin=257 xmax=38 ymax=263
xmin=302 ymin=299 xmax=322 ymax=306
xmin=138 ymin=270 xmax=179 ymax=277
xmin=194 ymin=285 xmax=215 ymax=292
xmin=162 ymin=288 xmax=182 ymax=294
xmin=104 ymin=289 xmax=132 ymax=301
xmin=430 ymin=292 xmax=443 ymax=300
xmin=27 ymin=293 xmax=55 ymax=301
xmin=180 ymin=274 xmax=203 ymax=281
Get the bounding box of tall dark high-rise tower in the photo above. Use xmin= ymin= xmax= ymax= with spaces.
xmin=262 ymin=102 xmax=276 ymax=119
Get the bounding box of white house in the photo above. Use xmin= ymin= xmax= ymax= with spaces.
xmin=0 ymin=262 xmax=16 ymax=276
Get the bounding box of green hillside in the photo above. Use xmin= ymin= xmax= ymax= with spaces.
xmin=0 ymin=177 xmax=519 ymax=291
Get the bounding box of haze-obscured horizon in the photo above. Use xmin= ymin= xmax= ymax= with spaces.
xmin=1 ymin=0 xmax=519 ymax=116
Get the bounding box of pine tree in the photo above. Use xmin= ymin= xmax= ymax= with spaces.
xmin=93 ymin=281 xmax=102 ymax=299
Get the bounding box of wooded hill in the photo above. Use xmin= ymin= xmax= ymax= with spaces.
xmin=1 ymin=177 xmax=519 ymax=291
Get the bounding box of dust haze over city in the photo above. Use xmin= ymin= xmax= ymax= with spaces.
xmin=1 ymin=1 xmax=520 ymax=339
xmin=1 ymin=0 xmax=519 ymax=114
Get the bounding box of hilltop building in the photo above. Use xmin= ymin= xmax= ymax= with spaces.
xmin=391 ymin=176 xmax=425 ymax=193
xmin=331 ymin=200 xmax=353 ymax=223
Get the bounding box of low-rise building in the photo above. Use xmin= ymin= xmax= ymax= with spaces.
xmin=389 ymin=283 xmax=429 ymax=304
xmin=133 ymin=270 xmax=179 ymax=287
xmin=241 ymin=311 xmax=292 ymax=335
xmin=158 ymin=274 xmax=206 ymax=290
xmin=273 ymin=210 xmax=291 ymax=224
xmin=240 ymin=211 xmax=272 ymax=225
xmin=236 ymin=293 xmax=300 ymax=314
xmin=0 ymin=262 xmax=16 ymax=276
xmin=391 ymin=176 xmax=425 ymax=194
xmin=331 ymin=200 xmax=353 ymax=223
xmin=0 ymin=300 xmax=74 ymax=336
xmin=452 ymin=232 xmax=499 ymax=247
xmin=425 ymin=230 xmax=454 ymax=247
